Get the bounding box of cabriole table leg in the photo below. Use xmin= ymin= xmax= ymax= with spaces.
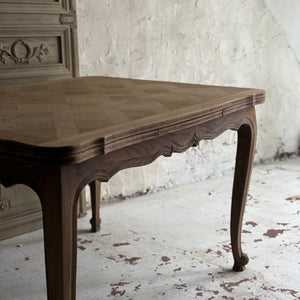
xmin=39 ymin=165 xmax=79 ymax=300
xmin=89 ymin=180 xmax=101 ymax=232
xmin=231 ymin=108 xmax=257 ymax=271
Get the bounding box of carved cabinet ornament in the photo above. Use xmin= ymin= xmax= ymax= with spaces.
xmin=60 ymin=10 xmax=77 ymax=28
xmin=0 ymin=198 xmax=10 ymax=212
xmin=0 ymin=39 xmax=49 ymax=64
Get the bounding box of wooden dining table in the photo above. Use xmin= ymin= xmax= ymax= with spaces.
xmin=0 ymin=76 xmax=265 ymax=300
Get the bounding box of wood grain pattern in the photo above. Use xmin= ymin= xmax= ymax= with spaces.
xmin=0 ymin=76 xmax=265 ymax=300
xmin=0 ymin=76 xmax=264 ymax=164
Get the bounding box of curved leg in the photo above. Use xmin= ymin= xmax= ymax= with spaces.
xmin=89 ymin=180 xmax=101 ymax=232
xmin=231 ymin=110 xmax=257 ymax=272
xmin=39 ymin=165 xmax=78 ymax=300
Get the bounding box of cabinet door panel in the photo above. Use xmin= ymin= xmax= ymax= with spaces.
xmin=0 ymin=0 xmax=68 ymax=13
xmin=0 ymin=0 xmax=78 ymax=85
xmin=0 ymin=27 xmax=76 ymax=85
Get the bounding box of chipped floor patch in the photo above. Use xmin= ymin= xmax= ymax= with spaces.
xmin=0 ymin=158 xmax=300 ymax=299
xmin=263 ymin=229 xmax=289 ymax=238
xmin=113 ymin=242 xmax=130 ymax=247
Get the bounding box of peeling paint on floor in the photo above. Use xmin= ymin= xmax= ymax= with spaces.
xmin=0 ymin=158 xmax=300 ymax=299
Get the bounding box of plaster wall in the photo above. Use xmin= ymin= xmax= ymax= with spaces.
xmin=77 ymin=0 xmax=300 ymax=199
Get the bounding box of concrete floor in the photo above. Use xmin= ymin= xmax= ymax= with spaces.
xmin=0 ymin=157 xmax=300 ymax=300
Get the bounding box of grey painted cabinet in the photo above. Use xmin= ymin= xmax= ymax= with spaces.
xmin=0 ymin=0 xmax=78 ymax=85
xmin=0 ymin=0 xmax=80 ymax=240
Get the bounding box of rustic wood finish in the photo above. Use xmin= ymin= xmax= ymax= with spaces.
xmin=0 ymin=76 xmax=265 ymax=300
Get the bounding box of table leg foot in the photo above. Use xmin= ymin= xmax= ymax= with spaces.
xmin=231 ymin=110 xmax=257 ymax=272
xmin=232 ymin=253 xmax=249 ymax=272
xmin=89 ymin=180 xmax=101 ymax=232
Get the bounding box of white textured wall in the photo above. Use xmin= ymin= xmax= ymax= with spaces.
xmin=77 ymin=0 xmax=300 ymax=200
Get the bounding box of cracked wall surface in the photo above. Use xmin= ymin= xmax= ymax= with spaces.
xmin=77 ymin=0 xmax=300 ymax=199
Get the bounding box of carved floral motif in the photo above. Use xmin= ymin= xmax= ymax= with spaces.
xmin=0 ymin=40 xmax=49 ymax=64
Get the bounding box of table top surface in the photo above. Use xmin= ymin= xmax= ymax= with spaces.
xmin=0 ymin=76 xmax=265 ymax=163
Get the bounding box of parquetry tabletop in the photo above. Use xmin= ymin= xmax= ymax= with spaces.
xmin=0 ymin=76 xmax=264 ymax=163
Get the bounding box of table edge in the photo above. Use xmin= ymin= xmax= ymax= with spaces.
xmin=0 ymin=91 xmax=265 ymax=165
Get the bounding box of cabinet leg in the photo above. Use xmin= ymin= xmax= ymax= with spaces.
xmin=231 ymin=115 xmax=256 ymax=271
xmin=89 ymin=180 xmax=101 ymax=232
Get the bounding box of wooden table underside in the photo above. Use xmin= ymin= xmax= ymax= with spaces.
xmin=0 ymin=77 xmax=264 ymax=300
